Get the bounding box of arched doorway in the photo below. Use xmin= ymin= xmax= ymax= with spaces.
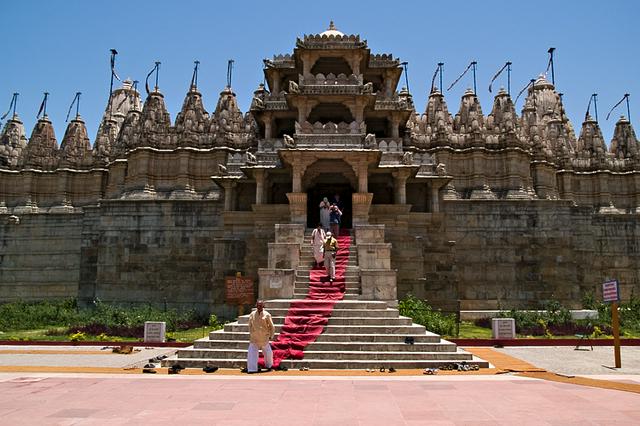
xmin=303 ymin=159 xmax=356 ymax=229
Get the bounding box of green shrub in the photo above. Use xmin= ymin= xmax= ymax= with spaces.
xmin=398 ymin=295 xmax=456 ymax=336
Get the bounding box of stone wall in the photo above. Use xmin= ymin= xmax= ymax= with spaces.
xmin=372 ymin=201 xmax=640 ymax=311
xmin=0 ymin=213 xmax=83 ymax=300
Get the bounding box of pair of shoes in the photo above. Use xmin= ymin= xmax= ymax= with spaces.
xmin=274 ymin=365 xmax=288 ymax=371
xmin=142 ymin=368 xmax=156 ymax=374
xmin=168 ymin=368 xmax=180 ymax=375
xmin=262 ymin=367 xmax=273 ymax=372
xmin=299 ymin=366 xmax=310 ymax=371
xmin=240 ymin=367 xmax=248 ymax=373
xmin=143 ymin=363 xmax=156 ymax=369
xmin=388 ymin=367 xmax=396 ymax=373
xmin=404 ymin=336 xmax=415 ymax=345
xmin=203 ymin=366 xmax=218 ymax=373
xmin=423 ymin=368 xmax=438 ymax=375
xmin=379 ymin=367 xmax=385 ymax=372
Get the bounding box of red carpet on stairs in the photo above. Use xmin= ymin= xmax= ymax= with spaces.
xmin=260 ymin=231 xmax=351 ymax=368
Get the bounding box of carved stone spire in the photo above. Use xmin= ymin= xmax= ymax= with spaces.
xmin=59 ymin=115 xmax=92 ymax=168
xmin=21 ymin=115 xmax=59 ymax=170
xmin=93 ymin=117 xmax=118 ymax=165
xmin=453 ymin=88 xmax=484 ymax=133
xmin=523 ymin=75 xmax=577 ymax=153
xmin=112 ymin=109 xmax=141 ymax=158
xmin=211 ymin=87 xmax=255 ymax=149
xmin=576 ymin=115 xmax=607 ymax=161
xmin=138 ymin=90 xmax=172 ymax=148
xmin=0 ymin=114 xmax=28 ymax=168
xmin=99 ymin=79 xmax=141 ymax=133
xmin=486 ymin=88 xmax=518 ymax=134
xmin=610 ymin=116 xmax=639 ymax=160
xmin=174 ymin=85 xmax=209 ymax=147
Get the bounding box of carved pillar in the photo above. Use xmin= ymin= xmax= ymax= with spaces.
xmin=431 ymin=185 xmax=440 ymax=213
xmin=352 ymin=192 xmax=373 ymax=226
xmin=391 ymin=113 xmax=401 ymax=139
xmin=272 ymin=71 xmax=281 ymax=94
xmin=392 ymin=169 xmax=410 ymax=204
xmin=254 ymin=169 xmax=266 ymax=205
xmin=263 ymin=113 xmax=273 ymax=139
xmin=286 ymin=192 xmax=307 ymax=224
xmin=221 ymin=181 xmax=237 ymax=211
xmin=357 ymin=162 xmax=368 ymax=193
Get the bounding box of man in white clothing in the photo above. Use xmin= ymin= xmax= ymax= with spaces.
xmin=246 ymin=300 xmax=275 ymax=373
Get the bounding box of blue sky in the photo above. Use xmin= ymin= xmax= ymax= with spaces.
xmin=1 ymin=0 xmax=638 ymax=143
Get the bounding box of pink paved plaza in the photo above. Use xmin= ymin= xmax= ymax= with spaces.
xmin=1 ymin=374 xmax=639 ymax=425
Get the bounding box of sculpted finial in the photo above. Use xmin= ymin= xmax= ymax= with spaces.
xmin=328 ymin=21 xmax=336 ymax=31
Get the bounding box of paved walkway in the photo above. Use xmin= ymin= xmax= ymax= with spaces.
xmin=0 ymin=373 xmax=639 ymax=425
xmin=1 ymin=345 xmax=639 ymax=424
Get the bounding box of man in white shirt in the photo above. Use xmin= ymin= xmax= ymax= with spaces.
xmin=246 ymin=300 xmax=275 ymax=373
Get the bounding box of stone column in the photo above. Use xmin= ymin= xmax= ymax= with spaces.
xmin=352 ymin=192 xmax=373 ymax=226
xmin=272 ymin=71 xmax=281 ymax=94
xmin=390 ymin=114 xmax=401 ymax=139
xmin=221 ymin=181 xmax=236 ymax=211
xmin=254 ymin=169 xmax=266 ymax=205
xmin=431 ymin=184 xmax=440 ymax=213
xmin=263 ymin=113 xmax=273 ymax=139
xmin=392 ymin=169 xmax=410 ymax=204
xmin=286 ymin=192 xmax=307 ymax=225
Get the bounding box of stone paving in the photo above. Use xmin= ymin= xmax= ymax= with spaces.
xmin=1 ymin=345 xmax=640 ymax=424
xmin=496 ymin=346 xmax=640 ymax=376
xmin=0 ymin=373 xmax=639 ymax=425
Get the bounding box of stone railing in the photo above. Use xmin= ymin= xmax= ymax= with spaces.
xmin=295 ymin=121 xmax=364 ymax=135
xmin=368 ymin=54 xmax=400 ymax=68
xmin=250 ymin=94 xmax=288 ymax=111
xmin=265 ymin=54 xmax=295 ymax=68
xmin=374 ymin=97 xmax=412 ymax=111
xmin=300 ymin=73 xmax=363 ymax=86
xmin=296 ymin=34 xmax=366 ymax=49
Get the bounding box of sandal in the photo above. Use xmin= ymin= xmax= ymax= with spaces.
xmin=388 ymin=367 xmax=396 ymax=373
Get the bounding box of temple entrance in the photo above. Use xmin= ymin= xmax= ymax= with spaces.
xmin=307 ymin=183 xmax=353 ymax=229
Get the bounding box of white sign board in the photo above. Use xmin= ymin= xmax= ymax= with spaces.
xmin=144 ymin=321 xmax=166 ymax=343
xmin=602 ymin=280 xmax=620 ymax=303
xmin=492 ymin=318 xmax=516 ymax=339
xmin=270 ymin=277 xmax=283 ymax=289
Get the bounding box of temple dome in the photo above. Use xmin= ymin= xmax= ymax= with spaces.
xmin=320 ymin=21 xmax=344 ymax=37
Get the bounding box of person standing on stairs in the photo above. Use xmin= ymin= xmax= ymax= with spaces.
xmin=247 ymin=300 xmax=275 ymax=373
xmin=311 ymin=223 xmax=326 ymax=268
xmin=329 ymin=204 xmax=342 ymax=237
xmin=323 ymin=231 xmax=339 ymax=282
xmin=319 ymin=197 xmax=331 ymax=231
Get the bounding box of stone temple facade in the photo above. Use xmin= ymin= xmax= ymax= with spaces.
xmin=1 ymin=24 xmax=639 ymax=314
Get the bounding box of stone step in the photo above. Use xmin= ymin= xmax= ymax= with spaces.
xmin=296 ymin=271 xmax=359 ymax=278
xmin=294 ymin=281 xmax=360 ymax=287
xmin=250 ymin=308 xmax=396 ymax=318
xmin=194 ymin=339 xmax=457 ymax=352
xmin=162 ymin=356 xmax=489 ymax=370
xmin=209 ymin=330 xmax=443 ymax=343
xmin=236 ymin=316 xmax=413 ymax=326
xmin=263 ymin=299 xmax=390 ymax=310
xmin=293 ymin=291 xmax=360 ymax=298
xmin=224 ymin=323 xmax=426 ymax=335
xmin=175 ymin=348 xmax=474 ymax=361
xmin=293 ymin=294 xmax=361 ymax=300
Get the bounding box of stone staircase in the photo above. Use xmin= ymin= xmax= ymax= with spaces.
xmin=163 ymin=225 xmax=489 ymax=370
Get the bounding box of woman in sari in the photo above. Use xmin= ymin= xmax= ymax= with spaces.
xmin=310 ymin=223 xmax=326 ymax=267
xmin=319 ymin=197 xmax=331 ymax=231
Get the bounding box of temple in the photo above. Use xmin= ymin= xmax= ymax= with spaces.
xmin=1 ymin=23 xmax=639 ymax=313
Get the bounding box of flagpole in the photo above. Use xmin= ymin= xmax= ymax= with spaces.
xmin=507 ymin=62 xmax=512 ymax=96
xmin=625 ymin=94 xmax=631 ymax=123
xmin=593 ymin=94 xmax=598 ymax=122
xmin=547 ymin=47 xmax=556 ymax=85
xmin=471 ymin=61 xmax=477 ymax=95
xmin=438 ymin=63 xmax=444 ymax=93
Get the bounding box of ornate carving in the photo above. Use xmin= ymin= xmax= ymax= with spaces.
xmin=174 ymin=87 xmax=209 ymax=147
xmin=0 ymin=115 xmax=28 ymax=168
xmin=610 ymin=116 xmax=639 ymax=161
xmin=21 ymin=116 xmax=59 ymax=170
xmin=283 ymin=134 xmax=296 ymax=148
xmin=59 ymin=116 xmax=92 ymax=168
xmin=211 ymin=88 xmax=257 ymax=149
xmin=364 ymin=133 xmax=377 ymax=149
xmin=139 ymin=91 xmax=172 ymax=149
xmin=112 ymin=109 xmax=141 ymax=158
xmin=93 ymin=118 xmax=118 ymax=165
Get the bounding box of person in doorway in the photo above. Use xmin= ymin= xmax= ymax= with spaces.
xmin=311 ymin=223 xmax=326 ymax=268
xmin=323 ymin=231 xmax=339 ymax=282
xmin=329 ymin=204 xmax=342 ymax=236
xmin=319 ymin=197 xmax=331 ymax=231
xmin=246 ymin=300 xmax=275 ymax=373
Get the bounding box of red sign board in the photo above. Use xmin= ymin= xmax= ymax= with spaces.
xmin=602 ymin=280 xmax=620 ymax=303
xmin=225 ymin=276 xmax=255 ymax=305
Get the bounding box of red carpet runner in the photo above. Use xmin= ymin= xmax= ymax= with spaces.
xmin=260 ymin=231 xmax=351 ymax=368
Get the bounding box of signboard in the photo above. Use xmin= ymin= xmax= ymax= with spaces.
xmin=602 ymin=280 xmax=620 ymax=303
xmin=492 ymin=318 xmax=516 ymax=339
xmin=225 ymin=275 xmax=254 ymax=305
xmin=144 ymin=321 xmax=166 ymax=343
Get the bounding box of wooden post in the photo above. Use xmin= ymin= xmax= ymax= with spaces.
xmin=611 ymin=301 xmax=621 ymax=368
